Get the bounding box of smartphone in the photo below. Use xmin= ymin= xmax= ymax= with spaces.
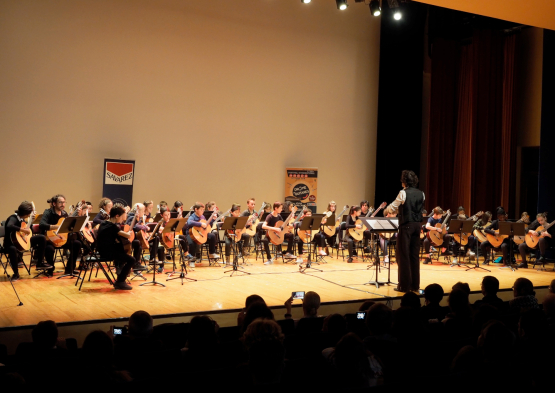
xmin=356 ymin=311 xmax=366 ymax=320
xmin=113 ymin=327 xmax=124 ymax=335
xmin=418 ymin=289 xmax=425 ymax=295
xmin=292 ymin=291 xmax=305 ymax=300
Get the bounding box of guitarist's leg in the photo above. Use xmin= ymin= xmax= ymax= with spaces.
xmin=149 ymin=237 xmax=160 ymax=262
xmin=480 ymin=241 xmax=492 ymax=264
xmin=338 ymin=223 xmax=346 ymax=248
xmin=466 ymin=236 xmax=476 ymax=256
xmin=207 ymin=233 xmax=219 ymax=257
xmin=442 ymin=234 xmax=453 ymax=255
xmin=539 ymin=237 xmax=550 ymax=260
xmin=131 ymin=239 xmax=141 ymax=263
xmin=518 ymin=243 xmax=529 ymax=266
xmin=501 ymin=241 xmax=510 ymax=265
xmin=224 ymin=237 xmax=232 ymax=262
xmin=363 ymin=230 xmax=371 ymax=252
xmin=44 ymin=242 xmax=55 ymax=273
xmin=65 ymin=238 xmax=82 ymax=274
xmin=283 ymin=233 xmax=296 ymax=256
xmin=261 ymin=236 xmax=272 ymax=261
xmin=346 ymin=237 xmax=355 ymax=262
xmin=31 ymin=234 xmax=51 ymax=268
xmin=5 ymin=245 xmax=20 ymax=277
xmin=187 ymin=235 xmax=198 ymax=261
xmin=423 ymin=237 xmax=431 ymax=264
xmin=114 ymin=253 xmax=135 ymax=290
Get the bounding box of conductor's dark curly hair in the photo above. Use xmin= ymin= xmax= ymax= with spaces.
xmin=401 ymin=170 xmax=418 ymax=187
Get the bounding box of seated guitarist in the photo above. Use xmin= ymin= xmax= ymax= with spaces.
xmin=123 ymin=203 xmax=148 ymax=271
xmin=453 ymin=206 xmax=477 ymax=259
xmin=518 ymin=212 xmax=551 ymax=268
xmin=344 ymin=206 xmax=363 ymax=263
xmin=322 ymin=201 xmax=338 ymax=250
xmin=261 ymin=201 xmax=298 ymax=265
xmin=157 ymin=207 xmax=192 ymax=267
xmin=240 ymin=197 xmax=257 ymax=255
xmin=422 ymin=207 xmax=453 ymax=264
xmin=4 ymin=201 xmax=53 ymax=280
xmin=360 ymin=200 xmax=372 ymax=252
xmin=39 ymin=194 xmax=83 ymax=276
xmin=224 ymin=204 xmax=251 ymax=265
xmin=93 ymin=197 xmax=113 ymax=227
xmin=96 ymin=206 xmax=136 ymax=290
xmin=186 ymin=203 xmax=220 ymax=268
xmin=480 ymin=207 xmax=510 ymax=265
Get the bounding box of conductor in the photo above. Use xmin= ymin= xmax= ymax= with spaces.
xmin=387 ymin=170 xmax=424 ymax=292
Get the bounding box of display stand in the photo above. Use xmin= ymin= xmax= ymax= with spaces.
xmin=221 ymin=216 xmax=250 ymax=276
xmin=166 ymin=219 xmax=196 ymax=284
xmin=499 ymin=222 xmax=526 ymax=272
xmin=140 ymin=220 xmax=166 ymax=287
xmin=360 ymin=217 xmax=398 ymax=288
xmin=448 ymin=220 xmax=475 ymax=268
xmin=56 ymin=216 xmax=88 ymax=280
xmin=299 ymin=215 xmax=324 ymax=273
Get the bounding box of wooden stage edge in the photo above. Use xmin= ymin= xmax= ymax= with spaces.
xmin=1 ymin=253 xmax=554 ymax=354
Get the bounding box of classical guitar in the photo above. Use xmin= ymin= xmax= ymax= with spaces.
xmin=120 ymin=213 xmax=138 ymax=255
xmin=47 ymin=199 xmax=85 ymax=247
xmin=349 ymin=202 xmax=386 ymax=241
xmin=287 ymin=208 xmax=305 ymax=234
xmin=233 ymin=203 xmax=267 ymax=241
xmin=453 ymin=211 xmax=483 ymax=245
xmin=512 ymin=213 xmax=531 ymax=245
xmin=162 ymin=207 xmax=183 ymax=249
xmin=427 ymin=209 xmax=452 ymax=247
xmin=524 ymin=219 xmax=555 ymax=249
xmin=323 ymin=205 xmax=349 ymax=238
xmin=81 ymin=214 xmax=96 ymax=244
xmin=266 ymin=206 xmax=298 ymax=246
xmin=12 ymin=202 xmax=36 ymax=252
xmin=243 ymin=203 xmax=267 ymax=238
xmin=190 ymin=210 xmax=229 ymax=245
xmin=136 ymin=214 xmax=150 ymax=250
xmin=473 ymin=222 xmax=491 ymax=243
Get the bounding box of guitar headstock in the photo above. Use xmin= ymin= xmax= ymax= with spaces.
xmin=379 ymin=202 xmax=387 ymax=209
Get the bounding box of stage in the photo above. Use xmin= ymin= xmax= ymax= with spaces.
xmin=0 ymin=252 xmax=553 ymax=353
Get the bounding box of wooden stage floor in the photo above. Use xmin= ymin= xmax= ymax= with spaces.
xmin=1 ymin=252 xmax=554 ymax=331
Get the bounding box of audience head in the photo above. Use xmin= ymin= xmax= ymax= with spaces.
xmin=424 ymin=283 xmax=444 ymax=306
xmin=82 ymin=330 xmax=114 ymax=363
xmin=242 ymin=302 xmax=274 ymax=333
xmin=187 ymin=316 xmax=218 ymax=351
xmin=481 ymin=276 xmax=500 ymax=296
xmin=245 ymin=294 xmax=266 ymax=309
xmin=323 ymin=314 xmax=347 ymax=337
xmin=365 ymin=303 xmax=393 ymax=335
xmin=243 ymin=319 xmax=285 ymax=385
xmin=543 ymin=293 xmax=555 ymax=318
xmin=513 ymin=277 xmax=535 ymax=298
xmin=400 ymin=291 xmax=421 ymax=309
xmin=477 ymin=321 xmax=515 ymax=362
xmin=32 ymin=320 xmax=58 ymax=350
xmin=128 ymin=311 xmax=153 ymax=339
xmin=452 ymin=282 xmax=471 ymax=295
xmin=448 ymin=289 xmax=472 ymax=317
xmin=358 ymin=300 xmax=376 ymax=312
xmin=332 ymin=333 xmax=370 ymax=376
xmin=549 ymin=279 xmax=555 ymax=294
xmin=302 ymin=291 xmax=321 ymax=317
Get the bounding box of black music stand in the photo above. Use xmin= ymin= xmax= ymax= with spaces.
xmin=166 ymin=219 xmax=196 ymax=284
xmin=140 ymin=220 xmax=166 ymax=287
xmin=360 ymin=217 xmax=398 ymax=288
xmin=222 ymin=216 xmax=250 ymax=276
xmin=448 ymin=220 xmax=474 ymax=268
xmin=499 ymin=221 xmax=526 ymax=272
xmin=299 ymin=215 xmax=324 ymax=273
xmin=56 ymin=216 xmax=88 ymax=280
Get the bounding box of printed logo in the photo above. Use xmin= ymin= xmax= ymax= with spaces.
xmin=105 ymin=162 xmax=134 ymax=185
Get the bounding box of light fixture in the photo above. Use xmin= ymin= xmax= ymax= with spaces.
xmin=393 ymin=10 xmax=402 ymax=20
xmin=336 ymin=0 xmax=348 ymax=10
xmin=301 ymin=0 xmax=311 ymax=3
xmin=369 ymin=0 xmax=381 ymax=16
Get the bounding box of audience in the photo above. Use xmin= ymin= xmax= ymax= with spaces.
xmin=3 ymin=280 xmax=554 ymax=390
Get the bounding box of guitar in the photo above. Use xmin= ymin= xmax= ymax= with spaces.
xmin=120 ymin=213 xmax=138 ymax=255
xmin=189 ymin=209 xmax=230 ymax=245
xmin=288 ymin=208 xmax=306 ymax=234
xmin=46 ymin=199 xmax=85 ymax=247
xmin=266 ymin=206 xmax=298 ymax=245
xmin=81 ymin=214 xmax=96 ymax=244
xmin=233 ymin=203 xmax=267 ymax=241
xmin=486 ymin=229 xmax=509 ymax=249
xmin=427 ymin=209 xmax=452 ymax=247
xmin=136 ymin=214 xmax=150 ymax=250
xmin=323 ymin=205 xmax=349 ymax=237
xmin=348 ymin=202 xmax=386 ymax=241
xmin=513 ymin=213 xmax=531 ymax=245
xmin=524 ymin=220 xmax=555 ymax=249
xmin=12 ymin=202 xmax=36 ymax=251
xmin=243 ymin=203 xmax=267 ymax=238
xmin=211 ymin=209 xmax=229 ymax=232
xmin=453 ymin=211 xmax=483 ymax=245
xmin=162 ymin=207 xmax=184 ymax=249
xmin=473 ymin=221 xmax=491 ymax=243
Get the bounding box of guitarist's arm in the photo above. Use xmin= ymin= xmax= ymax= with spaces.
xmin=345 ymin=216 xmax=360 ymax=230
xmin=39 ymin=208 xmax=59 ymax=233
xmin=527 ymin=220 xmax=540 ymax=236
xmin=187 ymin=213 xmax=206 ymax=230
xmin=483 ymin=220 xmax=499 ymax=235
xmin=5 ymin=215 xmax=28 ymax=238
xmin=262 ymin=215 xmax=281 ymax=233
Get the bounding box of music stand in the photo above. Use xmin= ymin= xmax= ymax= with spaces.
xmin=221 ymin=216 xmax=250 ymax=276
xmin=360 ymin=217 xmax=398 ymax=288
xmin=299 ymin=215 xmax=324 ymax=273
xmin=140 ymin=220 xmax=166 ymax=287
xmin=448 ymin=220 xmax=475 ymax=268
xmin=56 ymin=216 xmax=88 ymax=280
xmin=166 ymin=219 xmax=195 ymax=284
xmin=499 ymin=222 xmax=526 ymax=272
xmin=152 ymin=213 xmax=162 ymax=223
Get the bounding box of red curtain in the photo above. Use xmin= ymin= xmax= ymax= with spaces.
xmin=426 ymin=28 xmax=518 ymax=216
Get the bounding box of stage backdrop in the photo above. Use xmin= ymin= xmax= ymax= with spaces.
xmin=102 ymin=159 xmax=135 ymax=208
xmin=285 ymin=168 xmax=317 ymax=212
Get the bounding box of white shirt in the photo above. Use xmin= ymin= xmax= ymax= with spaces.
xmin=389 ymin=188 xmax=425 ymax=210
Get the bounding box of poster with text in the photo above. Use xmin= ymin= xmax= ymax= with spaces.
xmin=102 ymin=159 xmax=135 ymax=208
xmin=285 ymin=167 xmax=318 ymax=212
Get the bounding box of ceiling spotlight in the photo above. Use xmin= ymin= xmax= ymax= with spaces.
xmin=301 ymin=0 xmax=311 ymax=3
xmin=393 ymin=10 xmax=402 ymax=20
xmin=370 ymin=0 xmax=381 ymax=16
xmin=336 ymin=0 xmax=348 ymax=11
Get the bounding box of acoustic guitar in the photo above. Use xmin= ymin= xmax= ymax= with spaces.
xmin=323 ymin=205 xmax=349 ymax=238
xmin=486 ymin=229 xmax=508 ymax=249
xmin=266 ymin=206 xmax=298 ymax=245
xmin=473 ymin=221 xmax=491 ymax=243
xmin=190 ymin=210 xmax=229 ymax=245
xmin=136 ymin=214 xmax=150 ymax=250
xmin=243 ymin=203 xmax=267 ymax=238
xmin=46 ymin=199 xmax=85 ymax=247
xmin=348 ymin=202 xmax=386 ymax=241
xmin=161 ymin=207 xmax=184 ymax=249
xmin=453 ymin=211 xmax=483 ymax=245
xmin=427 ymin=209 xmax=452 ymax=247
xmin=12 ymin=202 xmax=36 ymax=252
xmin=120 ymin=213 xmax=138 ymax=255
xmin=81 ymin=215 xmax=95 ymax=244
xmin=525 ymin=220 xmax=555 ymax=249
xmin=512 ymin=213 xmax=531 ymax=245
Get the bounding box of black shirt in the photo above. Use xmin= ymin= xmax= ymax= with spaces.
xmin=265 ymin=213 xmax=283 ymax=228
xmin=96 ymin=221 xmax=124 ymax=259
xmin=39 ymin=208 xmax=68 ymax=235
xmin=3 ymin=214 xmax=24 ymax=248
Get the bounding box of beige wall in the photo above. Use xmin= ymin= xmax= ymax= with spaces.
xmin=0 ymin=0 xmax=380 ymax=218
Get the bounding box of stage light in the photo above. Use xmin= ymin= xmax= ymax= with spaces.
xmin=301 ymin=0 xmax=311 ymax=3
xmin=393 ymin=10 xmax=402 ymax=20
xmin=336 ymin=0 xmax=348 ymax=10
xmin=370 ymin=0 xmax=381 ymax=16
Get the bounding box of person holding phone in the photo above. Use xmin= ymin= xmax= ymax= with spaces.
xmin=283 ymin=291 xmax=321 ymax=321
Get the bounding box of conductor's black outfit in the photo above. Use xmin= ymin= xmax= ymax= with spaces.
xmin=390 ymin=187 xmax=424 ymax=292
